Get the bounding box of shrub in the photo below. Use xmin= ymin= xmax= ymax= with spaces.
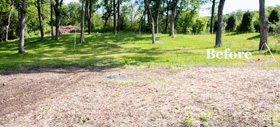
xmin=268 ymin=9 xmax=280 ymax=24
xmin=254 ymin=20 xmax=260 ymax=33
xmin=269 ymin=9 xmax=280 ymax=32
xmin=192 ymin=17 xmax=207 ymax=34
xmin=226 ymin=15 xmax=237 ymax=32
xmin=213 ymin=21 xmax=219 ymax=33
xmin=272 ymin=22 xmax=280 ymax=43
xmin=239 ymin=11 xmax=255 ymax=32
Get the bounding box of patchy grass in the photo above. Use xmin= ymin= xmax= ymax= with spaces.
xmin=0 ymin=32 xmax=279 ymax=70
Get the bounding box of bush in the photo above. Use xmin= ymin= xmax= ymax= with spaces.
xmin=269 ymin=9 xmax=280 ymax=32
xmin=272 ymin=22 xmax=280 ymax=43
xmin=254 ymin=20 xmax=260 ymax=33
xmin=92 ymin=13 xmax=105 ymax=32
xmin=239 ymin=11 xmax=255 ymax=32
xmin=192 ymin=17 xmax=207 ymax=34
xmin=213 ymin=21 xmax=219 ymax=33
xmin=268 ymin=9 xmax=280 ymax=24
xmin=226 ymin=15 xmax=237 ymax=32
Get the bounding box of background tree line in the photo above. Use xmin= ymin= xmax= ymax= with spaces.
xmin=0 ymin=0 xmax=279 ymax=52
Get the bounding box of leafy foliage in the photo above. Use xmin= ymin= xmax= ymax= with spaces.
xmin=226 ymin=15 xmax=236 ymax=32
xmin=253 ymin=20 xmax=260 ymax=33
xmin=272 ymin=22 xmax=280 ymax=43
xmin=192 ymin=17 xmax=207 ymax=34
xmin=213 ymin=20 xmax=218 ymax=33
xmin=239 ymin=11 xmax=255 ymax=32
xmin=176 ymin=0 xmax=208 ymax=34
xmin=268 ymin=9 xmax=280 ymax=24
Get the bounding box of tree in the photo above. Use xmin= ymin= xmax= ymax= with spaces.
xmin=176 ymin=0 xmax=203 ymax=34
xmin=268 ymin=9 xmax=279 ymax=32
xmin=144 ymin=0 xmax=155 ymax=44
xmin=36 ymin=0 xmax=44 ymax=40
xmin=50 ymin=0 xmax=54 ymax=40
xmin=117 ymin=0 xmax=120 ymax=32
xmin=213 ymin=20 xmax=218 ymax=32
xmin=165 ymin=0 xmax=169 ymax=33
xmin=85 ymin=0 xmax=88 ymax=29
xmin=136 ymin=0 xmax=145 ymax=34
xmin=235 ymin=10 xmax=244 ymax=24
xmin=272 ymin=22 xmax=280 ymax=42
xmin=254 ymin=20 xmax=260 ymax=32
xmin=113 ymin=0 xmax=117 ymax=34
xmin=102 ymin=0 xmax=113 ymax=28
xmin=67 ymin=2 xmax=81 ymax=25
xmin=226 ymin=15 xmax=236 ymax=32
xmin=139 ymin=9 xmax=146 ymax=34
xmin=81 ymin=0 xmax=85 ymax=43
xmin=192 ymin=17 xmax=207 ymax=34
xmin=170 ymin=0 xmax=178 ymax=37
xmin=210 ymin=0 xmax=215 ymax=34
xmin=54 ymin=0 xmax=63 ymax=40
xmin=156 ymin=0 xmax=161 ymax=34
xmin=215 ymin=0 xmax=225 ymax=47
xmin=19 ymin=0 xmax=27 ymax=53
xmin=5 ymin=0 xmax=14 ymax=42
xmin=239 ymin=11 xmax=254 ymax=32
xmin=88 ymin=0 xmax=93 ymax=34
xmin=268 ymin=9 xmax=279 ymax=24
xmin=259 ymin=0 xmax=269 ymax=50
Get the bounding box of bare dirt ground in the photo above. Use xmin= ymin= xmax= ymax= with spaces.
xmin=0 ymin=66 xmax=279 ymax=127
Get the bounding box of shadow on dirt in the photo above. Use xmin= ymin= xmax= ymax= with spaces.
xmin=0 ymin=65 xmax=116 ymax=75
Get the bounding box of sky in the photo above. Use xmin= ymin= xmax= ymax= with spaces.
xmin=200 ymin=0 xmax=280 ymax=16
xmin=64 ymin=0 xmax=280 ymax=16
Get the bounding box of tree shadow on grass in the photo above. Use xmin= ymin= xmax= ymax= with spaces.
xmin=225 ymin=32 xmax=243 ymax=36
xmin=0 ymin=32 xmax=170 ymax=72
xmin=247 ymin=34 xmax=260 ymax=40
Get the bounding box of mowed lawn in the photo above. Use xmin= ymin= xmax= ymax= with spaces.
xmin=0 ymin=32 xmax=280 ymax=70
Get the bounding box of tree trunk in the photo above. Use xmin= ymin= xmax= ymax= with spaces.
xmin=55 ymin=11 xmax=60 ymax=40
xmin=139 ymin=9 xmax=146 ymax=34
xmin=50 ymin=0 xmax=54 ymax=40
xmin=215 ymin=0 xmax=225 ymax=47
xmin=19 ymin=0 xmax=27 ymax=53
xmin=54 ymin=0 xmax=63 ymax=40
xmin=85 ymin=0 xmax=88 ymax=28
xmin=113 ymin=0 xmax=117 ymax=34
xmin=156 ymin=0 xmax=161 ymax=34
xmin=210 ymin=0 xmax=215 ymax=34
xmin=5 ymin=0 xmax=14 ymax=42
xmin=259 ymin=0 xmax=269 ymax=50
xmin=80 ymin=0 xmax=85 ymax=43
xmin=88 ymin=0 xmax=92 ymax=34
xmin=37 ymin=0 xmax=44 ymax=40
xmin=117 ymin=0 xmax=120 ymax=32
xmin=144 ymin=0 xmax=155 ymax=44
xmin=103 ymin=10 xmax=112 ymax=28
xmin=165 ymin=0 xmax=168 ymax=33
xmin=130 ymin=3 xmax=133 ymax=27
xmin=139 ymin=18 xmax=142 ymax=34
xmin=18 ymin=1 xmax=21 ymax=21
xmin=147 ymin=9 xmax=150 ymax=23
xmin=170 ymin=0 xmax=178 ymax=37
xmin=104 ymin=16 xmax=110 ymax=27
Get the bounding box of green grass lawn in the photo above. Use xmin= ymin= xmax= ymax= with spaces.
xmin=0 ymin=32 xmax=280 ymax=70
